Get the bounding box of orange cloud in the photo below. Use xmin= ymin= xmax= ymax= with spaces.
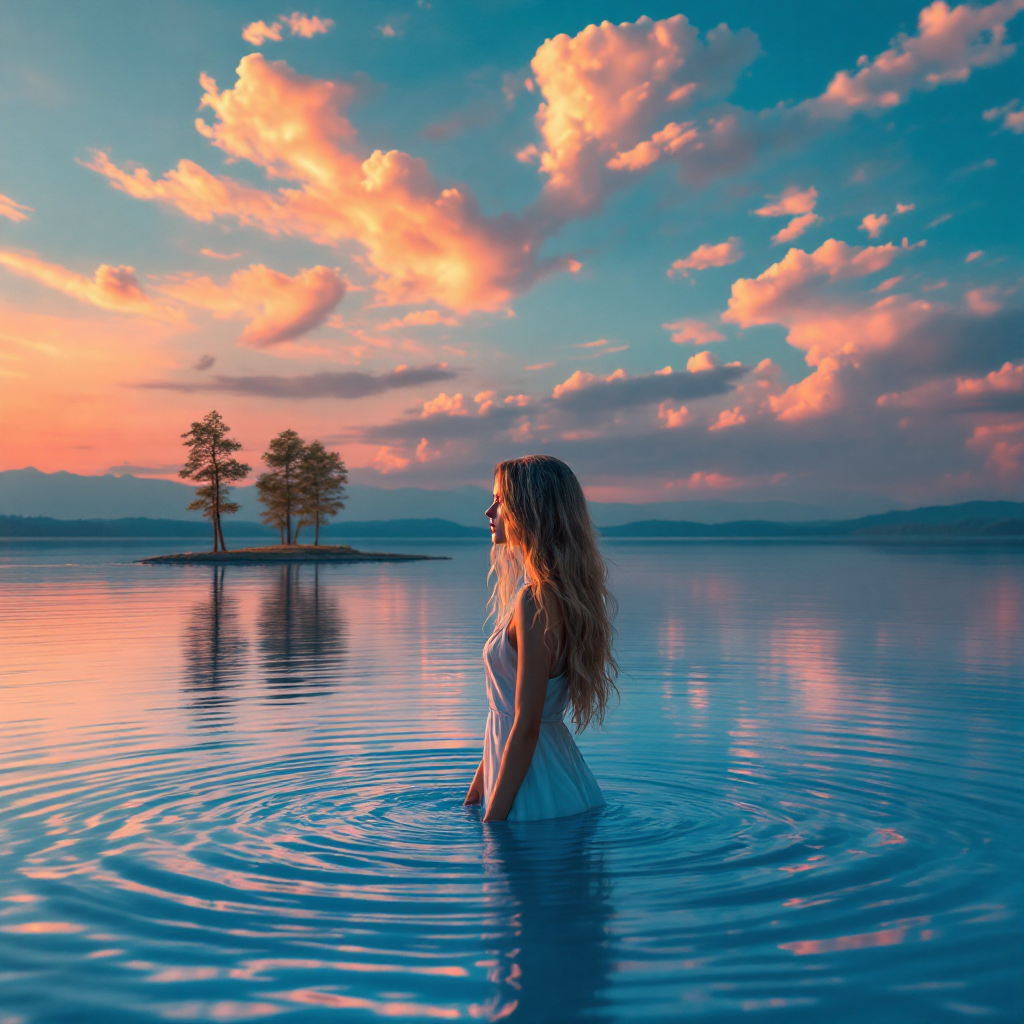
xmin=378 ymin=310 xmax=461 ymax=330
xmin=724 ymin=238 xmax=929 ymax=421
xmin=686 ymin=350 xmax=721 ymax=373
xmin=754 ymin=187 xmax=822 ymax=245
xmin=524 ymin=15 xmax=759 ymax=211
xmin=805 ymin=0 xmax=1024 ymax=118
xmin=242 ymin=12 xmax=333 ymax=46
xmin=0 ymin=192 xmax=32 ymax=222
xmin=667 ymin=237 xmax=743 ymax=277
xmin=421 ymin=392 xmax=467 ymax=417
xmin=0 ymin=251 xmax=185 ymax=323
xmin=983 ymin=97 xmax=1024 ymax=133
xmin=158 ymin=263 xmax=346 ymax=347
xmin=86 ymin=55 xmax=555 ymax=313
xmin=860 ymin=212 xmax=890 ymax=238
xmin=663 ymin=319 xmax=726 ymax=344
xmin=242 ymin=20 xmax=283 ymax=45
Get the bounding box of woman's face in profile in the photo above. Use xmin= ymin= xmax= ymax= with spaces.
xmin=485 ymin=478 xmax=507 ymax=545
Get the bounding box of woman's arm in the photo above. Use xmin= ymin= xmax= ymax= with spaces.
xmin=483 ymin=589 xmax=560 ymax=822
xmin=464 ymin=759 xmax=484 ymax=805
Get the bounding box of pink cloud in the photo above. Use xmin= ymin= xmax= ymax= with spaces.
xmin=860 ymin=212 xmax=890 ymax=239
xmin=968 ymin=420 xmax=1024 ymax=476
xmin=880 ymin=360 xmax=1024 ymax=412
xmin=965 ymin=250 xmax=984 ymax=262
xmin=553 ymin=367 xmax=627 ymax=398
xmin=0 ymin=192 xmax=32 ymax=223
xmin=0 ymin=251 xmax=185 ymax=323
xmin=708 ymin=406 xmax=747 ymax=430
xmin=667 ymin=237 xmax=743 ymax=277
xmin=805 ymin=0 xmax=1024 ymax=118
xmin=896 ymin=202 xmax=916 ymax=214
xmin=723 ymin=238 xmax=931 ymax=421
xmin=421 ymin=392 xmax=468 ymax=417
xmin=686 ymin=350 xmax=722 ymax=372
xmin=658 ymin=401 xmax=689 ymax=428
xmin=243 ymin=12 xmax=333 ymax=46
xmin=159 ymin=263 xmax=345 ymax=346
xmin=966 ymin=286 xmax=1001 ymax=315
xmin=983 ymin=97 xmax=1024 ymax=132
xmin=86 ymin=55 xmax=557 ymax=313
xmin=523 ymin=14 xmax=759 ymax=212
xmin=199 ymin=248 xmax=241 ymax=260
xmin=242 ymin=20 xmax=283 ymax=45
xmin=373 ymin=446 xmax=411 ymax=473
xmin=754 ymin=187 xmax=822 ymax=245
xmin=282 ymin=12 xmax=334 ymax=38
xmin=474 ymin=390 xmax=496 ymax=415
xmin=754 ymin=186 xmax=817 ymax=218
xmin=663 ymin=319 xmax=726 ymax=345
xmin=378 ymin=309 xmax=461 ymax=330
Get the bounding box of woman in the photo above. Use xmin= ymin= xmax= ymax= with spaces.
xmin=464 ymin=455 xmax=618 ymax=821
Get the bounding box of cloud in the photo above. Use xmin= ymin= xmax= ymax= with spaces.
xmin=966 ymin=250 xmax=984 ymax=262
xmin=667 ymin=237 xmax=743 ymax=277
xmin=860 ymin=212 xmax=889 ymax=238
xmin=282 ymin=12 xmax=334 ymax=38
xmin=687 ymin=350 xmax=722 ymax=372
xmin=199 ymin=248 xmax=241 ymax=260
xmin=522 ymin=14 xmax=760 ymax=213
xmin=137 ymin=363 xmax=456 ymax=398
xmin=754 ymin=186 xmax=822 ymax=245
xmin=242 ymin=20 xmax=283 ymax=45
xmin=0 ymin=251 xmax=186 ymax=323
xmin=803 ymin=0 xmax=1024 ymax=118
xmin=378 ymin=309 xmax=461 ymax=330
xmin=193 ymin=354 xmax=216 ymax=371
xmin=86 ymin=55 xmax=559 ymax=313
xmin=422 ymin=391 xmax=468 ymax=417
xmin=879 ymin=360 xmax=1024 ymax=413
xmin=0 ymin=192 xmax=32 ymax=222
xmin=983 ymin=97 xmax=1024 ymax=132
xmin=159 ymin=263 xmax=345 ymax=346
xmin=549 ymin=362 xmax=744 ymax=413
xmin=242 ymin=12 xmax=334 ymax=46
xmin=663 ymin=319 xmax=726 ymax=344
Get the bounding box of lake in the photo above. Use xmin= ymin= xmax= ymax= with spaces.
xmin=1 ymin=539 xmax=1021 ymax=1023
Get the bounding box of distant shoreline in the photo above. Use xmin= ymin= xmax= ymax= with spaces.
xmin=138 ymin=544 xmax=447 ymax=565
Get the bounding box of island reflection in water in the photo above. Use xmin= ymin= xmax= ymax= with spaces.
xmin=182 ymin=564 xmax=348 ymax=725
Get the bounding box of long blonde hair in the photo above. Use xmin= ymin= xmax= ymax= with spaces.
xmin=487 ymin=455 xmax=618 ymax=731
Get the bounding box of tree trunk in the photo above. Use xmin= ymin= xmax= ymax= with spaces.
xmin=211 ymin=514 xmax=219 ymax=553
xmin=217 ymin=517 xmax=228 ymax=552
xmin=294 ymin=523 xmax=302 ymax=545
xmin=314 ymin=518 xmax=320 ymax=546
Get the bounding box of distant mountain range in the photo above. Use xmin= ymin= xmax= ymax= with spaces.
xmin=0 ymin=467 xmax=883 ymax=527
xmin=2 ymin=502 xmax=1021 ymax=540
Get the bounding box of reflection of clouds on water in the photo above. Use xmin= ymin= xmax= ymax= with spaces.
xmin=480 ymin=814 xmax=613 ymax=1022
xmin=182 ymin=566 xmax=247 ymax=727
xmin=258 ymin=565 xmax=348 ymax=701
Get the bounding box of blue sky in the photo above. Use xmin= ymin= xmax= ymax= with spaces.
xmin=0 ymin=0 xmax=1021 ymax=509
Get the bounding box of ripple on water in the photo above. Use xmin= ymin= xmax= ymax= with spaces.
xmin=0 ymin=545 xmax=1021 ymax=1022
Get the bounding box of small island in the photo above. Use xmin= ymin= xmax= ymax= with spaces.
xmin=139 ymin=544 xmax=446 ymax=565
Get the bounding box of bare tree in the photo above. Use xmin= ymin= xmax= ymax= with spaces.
xmin=180 ymin=411 xmax=251 ymax=552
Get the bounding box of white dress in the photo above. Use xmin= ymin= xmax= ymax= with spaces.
xmin=481 ymin=623 xmax=605 ymax=821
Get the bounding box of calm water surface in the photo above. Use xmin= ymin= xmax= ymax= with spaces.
xmin=1 ymin=540 xmax=1021 ymax=1023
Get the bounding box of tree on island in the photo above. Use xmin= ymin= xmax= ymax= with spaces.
xmin=180 ymin=411 xmax=251 ymax=552
xmin=297 ymin=441 xmax=348 ymax=545
xmin=256 ymin=429 xmax=306 ymax=545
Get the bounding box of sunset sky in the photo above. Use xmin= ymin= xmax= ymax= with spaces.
xmin=1 ymin=0 xmax=1021 ymax=506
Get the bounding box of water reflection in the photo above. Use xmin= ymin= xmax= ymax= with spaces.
xmin=481 ymin=815 xmax=613 ymax=1022
xmin=182 ymin=566 xmax=248 ymax=727
xmin=258 ymin=565 xmax=348 ymax=701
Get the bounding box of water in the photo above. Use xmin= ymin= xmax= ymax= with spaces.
xmin=1 ymin=539 xmax=1021 ymax=1023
